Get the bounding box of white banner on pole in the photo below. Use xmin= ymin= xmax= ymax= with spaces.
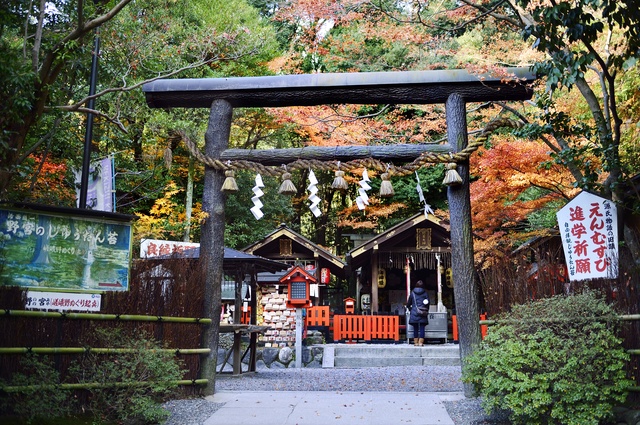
xmin=75 ymin=157 xmax=114 ymax=212
xmin=556 ymin=191 xmax=618 ymax=281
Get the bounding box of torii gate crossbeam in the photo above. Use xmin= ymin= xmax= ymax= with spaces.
xmin=142 ymin=68 xmax=536 ymax=396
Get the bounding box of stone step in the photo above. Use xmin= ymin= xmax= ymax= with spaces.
xmin=334 ymin=356 xmax=424 ymax=368
xmin=326 ymin=343 xmax=461 ymax=368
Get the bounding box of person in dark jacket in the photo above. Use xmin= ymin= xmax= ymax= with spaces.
xmin=407 ymin=280 xmax=430 ymax=346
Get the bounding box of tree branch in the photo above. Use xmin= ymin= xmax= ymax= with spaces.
xmin=458 ymin=0 xmax=523 ymax=28
xmin=77 ymin=0 xmax=84 ymax=32
xmin=67 ymin=0 xmax=132 ymax=46
xmin=32 ymin=0 xmax=46 ymax=72
xmin=53 ymin=57 xmax=221 ymax=113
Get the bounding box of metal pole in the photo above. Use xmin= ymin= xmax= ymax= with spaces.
xmin=79 ymin=30 xmax=100 ymax=209
xmin=295 ymin=308 xmax=303 ymax=368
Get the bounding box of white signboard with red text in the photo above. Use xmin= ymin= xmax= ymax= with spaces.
xmin=140 ymin=239 xmax=199 ymax=258
xmin=26 ymin=291 xmax=101 ymax=312
xmin=556 ymin=191 xmax=618 ymax=281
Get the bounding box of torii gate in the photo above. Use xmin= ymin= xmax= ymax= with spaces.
xmin=143 ymin=68 xmax=536 ymax=395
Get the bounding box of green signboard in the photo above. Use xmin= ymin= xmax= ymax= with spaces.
xmin=0 ymin=207 xmax=132 ymax=291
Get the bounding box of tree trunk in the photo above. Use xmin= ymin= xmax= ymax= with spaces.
xmin=183 ymin=155 xmax=194 ymax=242
xmin=445 ymin=93 xmax=481 ymax=397
xmin=200 ymin=99 xmax=232 ymax=396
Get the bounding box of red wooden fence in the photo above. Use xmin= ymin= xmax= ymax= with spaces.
xmin=305 ymin=306 xmax=331 ymax=327
xmin=333 ymin=314 xmax=399 ymax=343
xmin=452 ymin=313 xmax=487 ymax=341
xmin=240 ymin=307 xmax=251 ymax=325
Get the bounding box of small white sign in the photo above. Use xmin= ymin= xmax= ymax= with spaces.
xmin=26 ymin=291 xmax=101 ymax=312
xmin=140 ymin=239 xmax=199 ymax=258
xmin=556 ymin=191 xmax=618 ymax=281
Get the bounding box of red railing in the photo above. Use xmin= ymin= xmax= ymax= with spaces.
xmin=333 ymin=314 xmax=399 ymax=343
xmin=306 ymin=306 xmax=331 ymax=327
xmin=240 ymin=307 xmax=251 ymax=325
xmin=452 ymin=313 xmax=487 ymax=341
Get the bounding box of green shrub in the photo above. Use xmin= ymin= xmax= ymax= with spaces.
xmin=462 ymin=290 xmax=632 ymax=425
xmin=71 ymin=327 xmax=185 ymax=425
xmin=0 ymin=353 xmax=74 ymax=423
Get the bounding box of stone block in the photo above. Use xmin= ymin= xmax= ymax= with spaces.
xmin=261 ymin=347 xmax=279 ymax=366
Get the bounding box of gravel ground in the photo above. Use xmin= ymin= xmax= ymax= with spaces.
xmin=162 ymin=365 xmax=511 ymax=424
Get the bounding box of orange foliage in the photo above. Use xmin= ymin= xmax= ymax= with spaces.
xmin=14 ymin=155 xmax=76 ymax=206
xmin=274 ymin=0 xmax=364 ymax=49
xmin=337 ymin=198 xmax=407 ymax=230
xmin=267 ymin=104 xmax=447 ymax=147
xmin=469 ymin=137 xmax=578 ymax=240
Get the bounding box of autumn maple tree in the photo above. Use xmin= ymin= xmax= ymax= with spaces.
xmin=469 ymin=135 xmax=583 ymax=264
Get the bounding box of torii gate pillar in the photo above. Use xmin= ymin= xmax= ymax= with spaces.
xmin=446 ymin=93 xmax=481 ymax=396
xmin=200 ymin=99 xmax=232 ymax=396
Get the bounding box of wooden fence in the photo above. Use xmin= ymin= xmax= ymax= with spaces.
xmin=306 ymin=306 xmax=331 ymax=327
xmin=333 ymin=314 xmax=400 ymax=343
xmin=0 ymin=258 xmax=207 ymax=397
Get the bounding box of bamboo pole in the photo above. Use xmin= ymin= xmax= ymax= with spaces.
xmin=0 ymin=347 xmax=210 ymax=355
xmin=2 ymin=309 xmax=211 ymax=324
xmin=1 ymin=379 xmax=208 ymax=393
xmin=479 ymin=314 xmax=640 ymax=327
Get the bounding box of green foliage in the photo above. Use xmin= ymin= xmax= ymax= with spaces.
xmin=71 ymin=327 xmax=185 ymax=425
xmin=462 ymin=291 xmax=632 ymax=425
xmin=378 ymin=165 xmax=447 ymax=224
xmin=321 ymin=28 xmax=414 ymax=72
xmin=520 ymin=0 xmax=639 ymax=84
xmin=224 ymin=170 xmax=296 ymax=249
xmin=0 ymin=354 xmax=73 ymax=423
xmin=0 ymin=328 xmax=182 ymax=424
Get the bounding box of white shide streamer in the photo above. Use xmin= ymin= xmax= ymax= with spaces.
xmin=355 ymin=169 xmax=371 ymax=210
xmin=415 ymin=171 xmax=434 ymax=219
xmin=250 ymin=174 xmax=265 ymax=220
xmin=307 ymin=170 xmax=322 ymax=217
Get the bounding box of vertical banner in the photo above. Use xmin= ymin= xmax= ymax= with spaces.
xmin=75 ymin=157 xmax=114 ymax=212
xmin=556 ymin=191 xmax=618 ymax=281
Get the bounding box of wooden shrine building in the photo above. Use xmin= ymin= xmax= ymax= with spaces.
xmin=243 ymin=223 xmax=347 ymax=307
xmin=347 ymin=213 xmax=452 ymax=316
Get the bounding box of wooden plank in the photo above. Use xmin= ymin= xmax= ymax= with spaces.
xmin=144 ymin=68 xmax=535 ymax=109
xmin=220 ymin=144 xmax=452 ymax=165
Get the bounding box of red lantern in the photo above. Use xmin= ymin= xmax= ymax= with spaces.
xmin=282 ymin=266 xmax=315 ymax=309
xmin=320 ymin=268 xmax=330 ymax=284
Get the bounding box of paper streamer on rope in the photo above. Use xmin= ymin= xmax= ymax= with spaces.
xmin=250 ymin=174 xmax=265 ymax=220
xmin=415 ymin=171 xmax=434 ymax=219
xmin=307 ymin=170 xmax=322 ymax=217
xmin=355 ymin=169 xmax=371 ymax=210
